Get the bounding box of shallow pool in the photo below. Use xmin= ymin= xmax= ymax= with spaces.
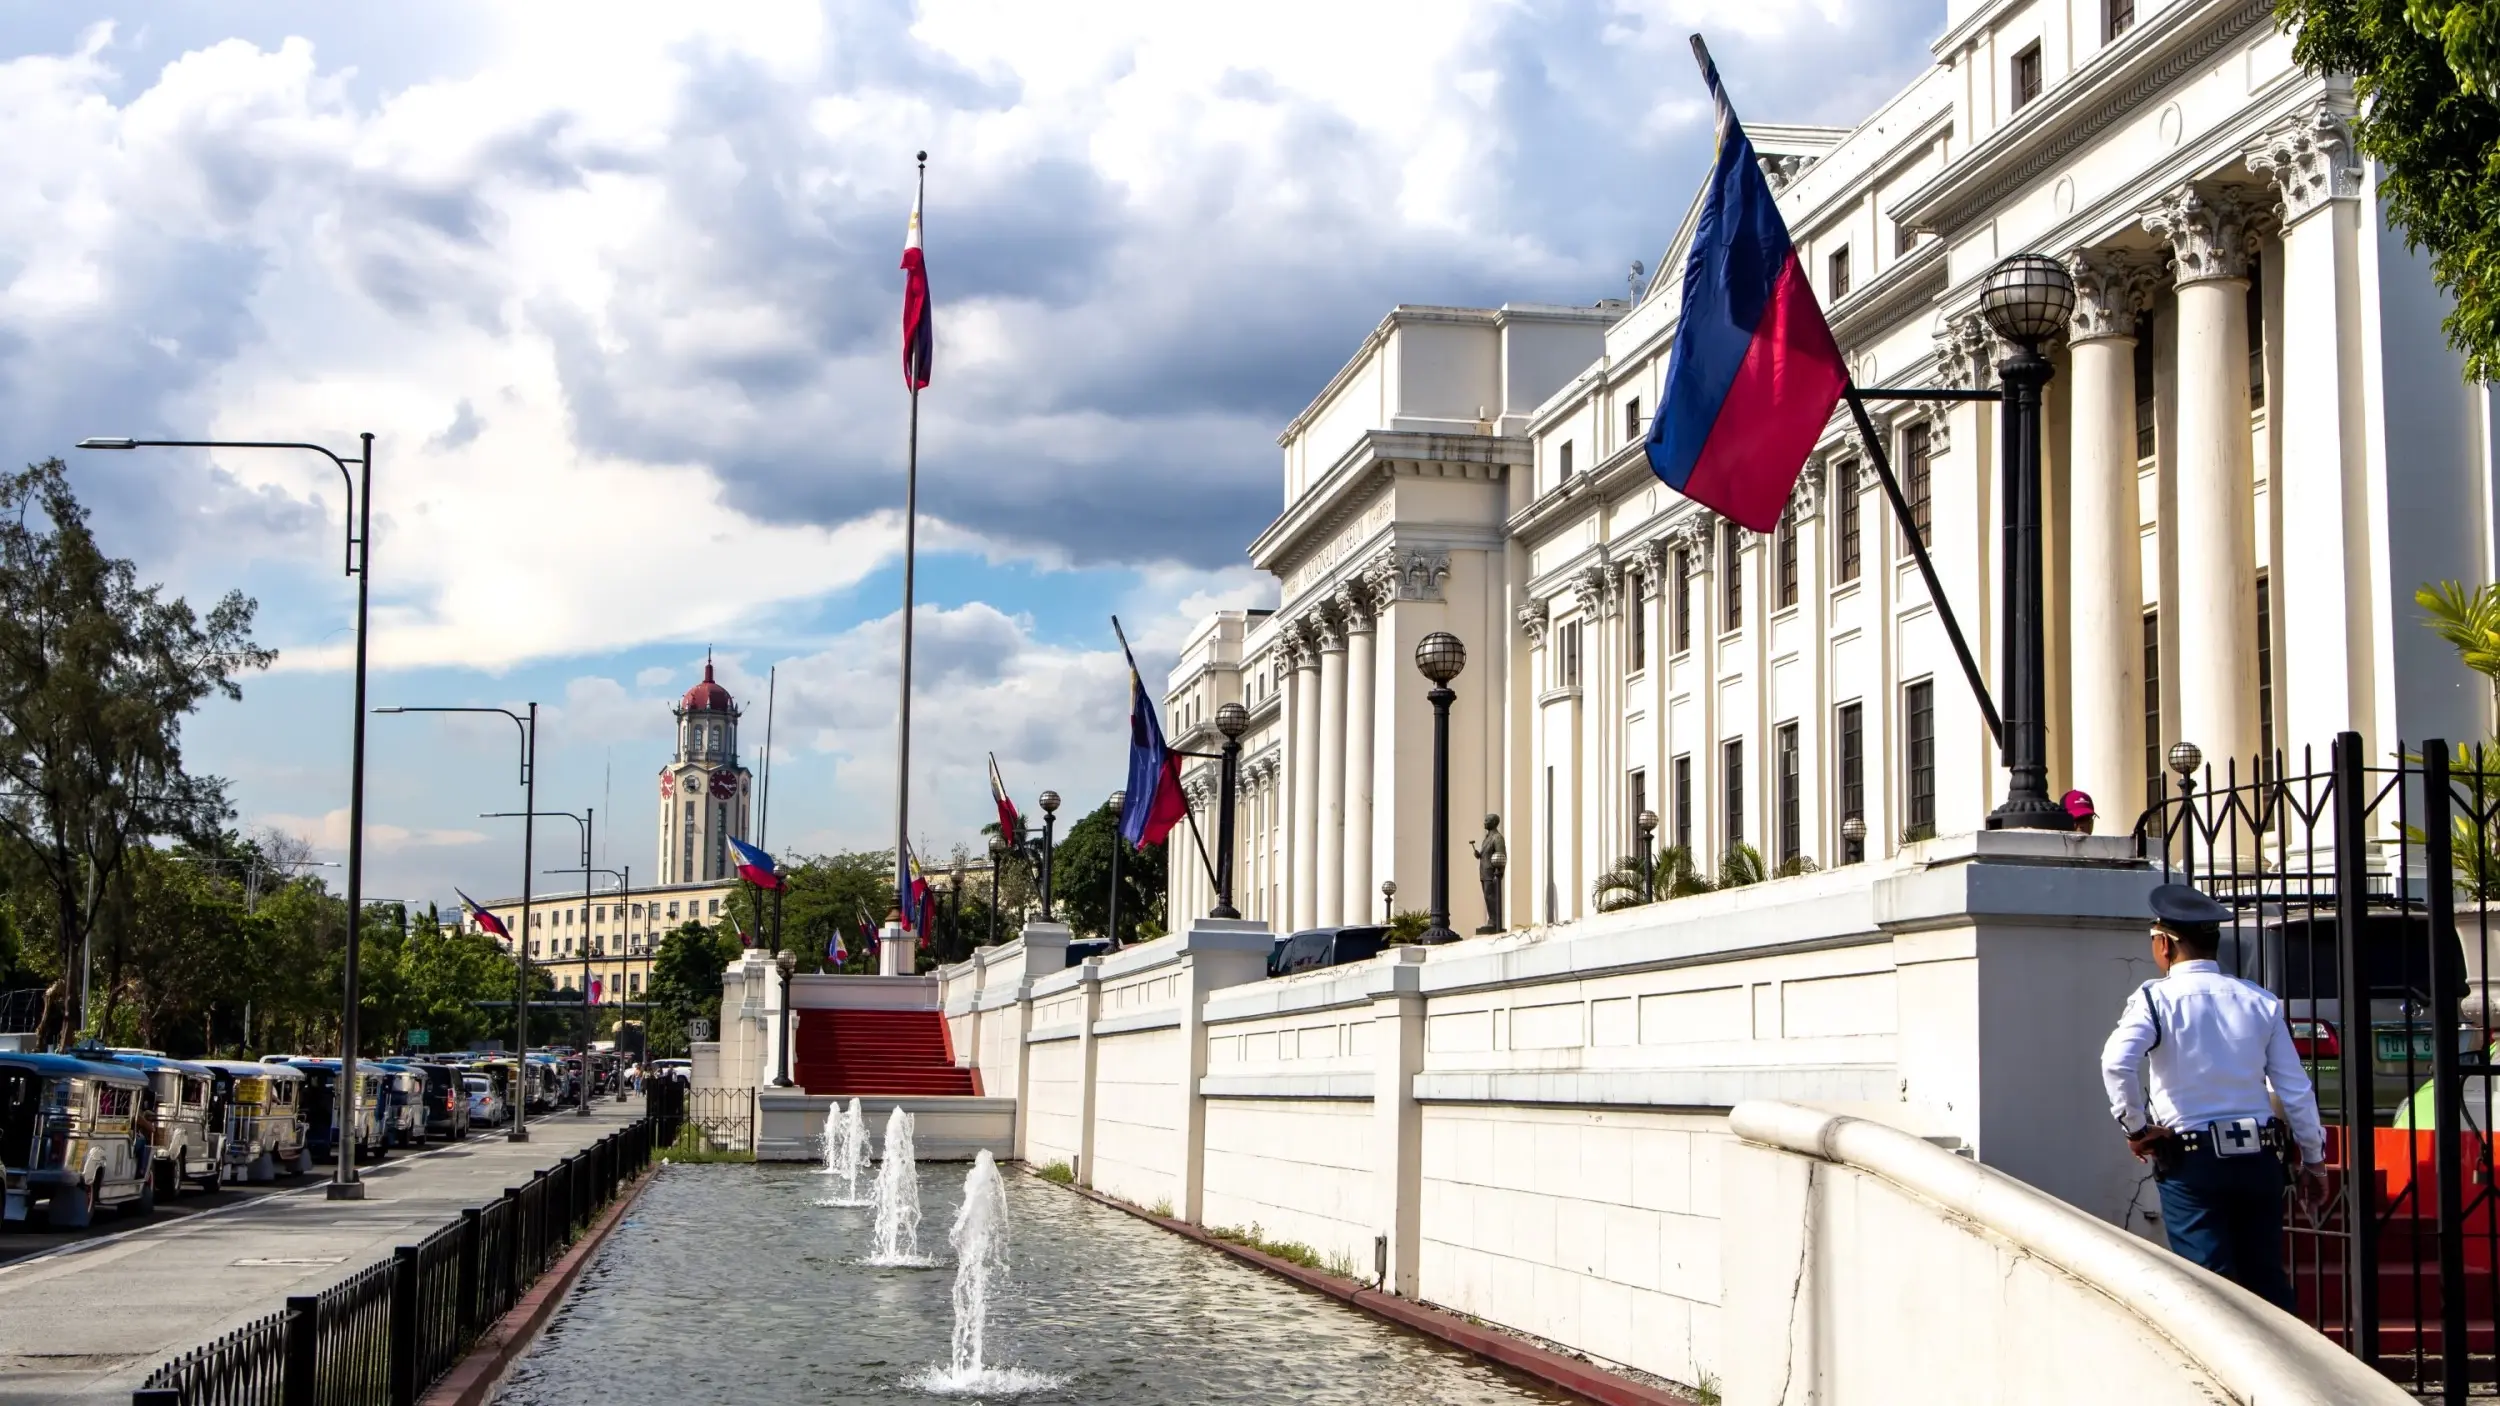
xmin=494 ymin=1161 xmax=1577 ymax=1404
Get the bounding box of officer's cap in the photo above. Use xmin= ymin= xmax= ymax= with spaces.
xmin=2148 ymin=882 xmax=2231 ymax=930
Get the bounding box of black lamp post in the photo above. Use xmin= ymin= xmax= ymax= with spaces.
xmin=1415 ymin=632 xmax=1466 ymax=945
xmin=1106 ymin=790 xmax=1126 ymax=949
xmin=1636 ymin=810 xmax=1659 ymax=903
xmin=772 ymin=950 xmax=797 ymax=1088
xmin=1380 ymin=879 xmax=1396 ymax=925
xmin=987 ymin=835 xmax=1006 ymax=945
xmin=88 ymin=434 xmax=374 ymax=1197
xmin=1213 ymin=703 xmax=1249 ymax=918
xmin=949 ymin=859 xmax=965 ymax=962
xmin=493 ymin=806 xmax=593 ymax=1117
xmin=2169 ymin=741 xmax=2204 ymax=875
xmin=1978 ymin=253 xmax=2079 ymax=832
xmin=1037 ymin=790 xmax=1061 ymax=921
xmin=1841 ymin=814 xmax=1867 ymax=866
xmin=375 ymin=702 xmax=536 ymax=1143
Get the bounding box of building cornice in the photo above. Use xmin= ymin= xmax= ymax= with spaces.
xmin=1828 ymin=236 xmax=1948 ymax=352
xmin=1247 ymin=430 xmax=1523 ymax=575
xmin=1275 ymin=303 xmax=1620 ymax=449
xmin=1891 ymin=0 xmax=2274 ymax=237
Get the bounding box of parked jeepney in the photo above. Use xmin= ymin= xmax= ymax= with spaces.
xmin=101 ymin=1050 xmax=227 ymax=1196
xmin=279 ymin=1058 xmax=386 ymax=1165
xmin=369 ymin=1061 xmax=427 ymax=1148
xmin=206 ymin=1059 xmax=306 ymax=1181
xmin=411 ymin=1062 xmax=469 ymax=1141
xmin=1 ymin=1052 xmax=155 ymax=1228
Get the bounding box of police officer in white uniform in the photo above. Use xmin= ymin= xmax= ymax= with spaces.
xmin=2100 ymin=883 xmax=2329 ymax=1307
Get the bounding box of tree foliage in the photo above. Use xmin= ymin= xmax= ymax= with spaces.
xmin=646 ymin=919 xmax=743 ymax=1057
xmin=2279 ymin=0 xmax=2500 ymax=378
xmin=1050 ymin=800 xmax=1168 ymax=945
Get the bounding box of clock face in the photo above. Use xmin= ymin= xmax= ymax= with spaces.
xmin=659 ymin=772 xmax=674 ymax=798
xmin=708 ymin=772 xmax=738 ymax=799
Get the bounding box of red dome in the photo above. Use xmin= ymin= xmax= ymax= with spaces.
xmin=680 ymin=661 xmax=734 ymax=713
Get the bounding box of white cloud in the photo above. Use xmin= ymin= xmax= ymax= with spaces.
xmin=260 ymin=807 xmax=489 ymax=854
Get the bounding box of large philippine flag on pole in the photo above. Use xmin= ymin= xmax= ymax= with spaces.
xmin=1111 ymin=618 xmax=1188 ymax=850
xmin=728 ymin=836 xmax=783 ymax=891
xmin=456 ymin=889 xmax=509 ymax=943
xmin=901 ymin=185 xmax=933 ymax=391
xmin=1644 ymin=36 xmax=1847 ymax=533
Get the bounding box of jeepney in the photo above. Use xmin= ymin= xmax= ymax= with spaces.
xmin=102 ymin=1050 xmax=227 ymax=1195
xmin=205 ymin=1059 xmax=306 ymax=1181
xmin=369 ymin=1060 xmax=428 ymax=1147
xmin=471 ymin=1059 xmax=520 ymax=1126
xmin=1 ymin=1052 xmax=155 ymax=1228
xmin=280 ymin=1059 xmax=386 ymax=1165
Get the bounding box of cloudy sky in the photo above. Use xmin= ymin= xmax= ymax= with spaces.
xmin=0 ymin=0 xmax=1939 ymax=911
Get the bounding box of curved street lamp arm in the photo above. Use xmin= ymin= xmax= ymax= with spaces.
xmin=80 ymin=437 xmax=368 ymax=577
xmin=375 ymin=705 xmax=532 ymax=786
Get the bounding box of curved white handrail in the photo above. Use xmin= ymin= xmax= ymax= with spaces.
xmin=1730 ymin=1100 xmax=2412 ymax=1406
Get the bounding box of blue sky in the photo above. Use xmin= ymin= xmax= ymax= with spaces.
xmin=0 ymin=0 xmax=1941 ymax=908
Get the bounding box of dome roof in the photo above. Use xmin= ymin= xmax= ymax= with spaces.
xmin=680 ymin=661 xmax=734 ymax=713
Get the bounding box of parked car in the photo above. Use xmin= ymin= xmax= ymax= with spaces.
xmin=1268 ymin=925 xmax=1389 ymax=979
xmin=205 ymin=1060 xmax=307 ymax=1181
xmin=2215 ymin=902 xmax=2472 ymax=1123
xmin=0 ymin=1052 xmax=156 ymax=1227
xmin=463 ymin=1076 xmax=505 ymax=1128
xmin=101 ymin=1050 xmax=227 ymax=1196
xmin=411 ymin=1062 xmax=468 ymax=1141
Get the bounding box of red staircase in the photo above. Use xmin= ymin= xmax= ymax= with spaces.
xmin=793 ymin=1009 xmax=978 ymax=1097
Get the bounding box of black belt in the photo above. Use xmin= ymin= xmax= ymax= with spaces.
xmin=2171 ymin=1120 xmax=2292 ymax=1157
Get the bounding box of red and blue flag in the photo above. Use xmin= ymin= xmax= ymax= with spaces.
xmin=1644 ymin=36 xmax=1848 ymax=533
xmin=727 ymin=836 xmax=782 ymax=891
xmin=901 ymin=192 xmax=932 ymax=390
xmin=456 ymin=889 xmax=509 ymax=943
xmin=1112 ymin=617 xmax=1187 ymax=850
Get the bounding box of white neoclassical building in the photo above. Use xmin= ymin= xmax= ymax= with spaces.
xmin=1163 ymin=0 xmax=2497 ymax=935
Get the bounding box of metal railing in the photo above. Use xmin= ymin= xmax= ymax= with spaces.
xmin=134 ymin=1116 xmax=657 ymax=1406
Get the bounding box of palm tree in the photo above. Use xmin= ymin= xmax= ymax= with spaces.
xmin=1718 ymin=843 xmax=1767 ymax=889
xmin=2419 ymin=580 xmax=2500 ymax=723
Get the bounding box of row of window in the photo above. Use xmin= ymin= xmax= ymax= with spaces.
xmin=522 ymin=896 xmax=722 ymax=928
xmin=555 ymin=971 xmax=645 ymax=995
xmin=531 ymin=936 xmax=650 ymax=958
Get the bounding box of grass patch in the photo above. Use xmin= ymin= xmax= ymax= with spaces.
xmin=1033 ymin=1159 xmax=1075 ymax=1185
xmin=1207 ymin=1221 xmax=1327 ymax=1271
xmin=1149 ymin=1197 xmax=1174 ymax=1218
xmin=1323 ymin=1248 xmax=1358 ymax=1280
xmin=660 ymin=1127 xmax=754 ymax=1164
xmin=1693 ymin=1371 xmax=1722 ymax=1406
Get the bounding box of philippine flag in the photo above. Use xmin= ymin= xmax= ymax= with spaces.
xmin=457 ymin=889 xmax=510 ymax=944
xmin=1644 ymin=37 xmax=1848 ymax=533
xmin=829 ymin=928 xmax=848 ymax=966
xmin=901 ymin=191 xmax=933 ymax=391
xmin=988 ymin=753 xmax=1020 ymax=839
xmin=727 ymin=836 xmax=782 ymax=891
xmin=588 ymin=976 xmax=604 ymax=1005
xmin=1115 ymin=626 xmax=1187 ymax=850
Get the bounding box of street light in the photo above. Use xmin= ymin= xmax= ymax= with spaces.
xmin=1977 ymin=253 xmax=2079 ymax=832
xmin=2169 ymin=741 xmax=2205 ymax=875
xmin=1636 ymin=810 xmax=1659 ymax=903
xmin=87 ymin=433 xmax=375 ymax=1198
xmin=488 ymin=806 xmax=593 ymax=1118
xmin=1380 ymin=878 xmax=1396 ymax=926
xmin=987 ymin=834 xmax=1007 ymax=946
xmin=1415 ymin=632 xmax=1466 ymax=945
xmin=374 ymin=703 xmax=536 ymax=1141
xmin=772 ymin=950 xmax=798 ymax=1088
xmin=1037 ymin=790 xmax=1062 ymax=922
xmin=1841 ymin=814 xmax=1868 ymax=866
xmin=1106 ymin=790 xmax=1126 ymax=951
xmin=1213 ymin=702 xmax=1249 ymax=918
xmin=562 ymin=864 xmax=636 ymax=1100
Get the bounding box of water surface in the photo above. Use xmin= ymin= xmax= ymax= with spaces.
xmin=496 ymin=1162 xmax=1576 ymax=1405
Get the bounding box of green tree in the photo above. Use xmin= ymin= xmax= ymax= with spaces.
xmin=2278 ymin=0 xmax=2500 ymax=379
xmin=0 ymin=461 xmax=273 ymax=1048
xmin=1051 ymin=800 xmax=1169 ymax=944
xmin=646 ymin=919 xmax=742 ymax=1057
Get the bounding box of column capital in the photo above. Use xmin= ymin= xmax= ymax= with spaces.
xmin=1791 ymin=454 xmax=1827 ymax=521
xmin=1932 ymin=312 xmax=1999 ymax=392
xmin=1312 ymin=603 xmax=1348 ymax=653
xmin=1668 ymin=509 xmax=1718 ymax=569
xmin=2141 ymin=184 xmax=2256 ymax=286
xmin=1571 ymin=566 xmax=1609 ymax=620
xmin=1331 ymin=579 xmax=1377 ymax=635
xmin=1637 ymin=535 xmax=1675 ymax=578
xmin=2064 ymin=248 xmax=2155 ymax=342
xmin=2247 ymin=102 xmax=2362 ymax=227
xmin=1363 ymin=546 xmax=1451 ymax=604
xmin=1517 ymin=597 xmax=1552 ymax=647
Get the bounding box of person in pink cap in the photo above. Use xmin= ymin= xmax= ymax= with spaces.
xmin=2062 ymin=789 xmax=2097 ymax=835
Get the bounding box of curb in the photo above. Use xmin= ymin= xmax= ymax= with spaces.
xmin=1036 ymin=1172 xmax=1694 ymax=1406
xmin=417 ymin=1165 xmax=659 ymax=1406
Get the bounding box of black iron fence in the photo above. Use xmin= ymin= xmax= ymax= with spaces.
xmin=2137 ymin=730 xmax=2497 ymax=1403
xmin=133 ymin=1116 xmax=657 ymax=1406
xmin=645 ymin=1077 xmax=752 ymax=1157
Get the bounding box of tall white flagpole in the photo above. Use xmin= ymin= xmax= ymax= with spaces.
xmin=892 ymin=152 xmax=928 ymax=967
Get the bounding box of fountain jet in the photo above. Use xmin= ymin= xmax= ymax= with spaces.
xmin=816 ymin=1098 xmax=871 ymax=1205
xmin=867 ymin=1106 xmax=925 ymax=1265
xmin=907 ymin=1150 xmax=1062 ymax=1395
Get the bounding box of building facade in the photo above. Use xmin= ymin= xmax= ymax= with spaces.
xmin=1167 ymin=0 xmax=2498 ymax=935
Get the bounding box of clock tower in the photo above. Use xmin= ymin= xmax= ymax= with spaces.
xmin=659 ymin=656 xmax=754 ymax=885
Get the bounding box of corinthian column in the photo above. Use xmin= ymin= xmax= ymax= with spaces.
xmin=2143 ymin=185 xmax=2262 ymax=774
xmin=1287 ymin=629 xmax=1321 ymax=931
xmin=1340 ymin=585 xmax=1377 ymax=925
xmin=2064 ymin=249 xmax=2150 ymax=814
xmin=1314 ymin=610 xmax=1349 ymax=928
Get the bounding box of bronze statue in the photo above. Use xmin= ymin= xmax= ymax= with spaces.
xmin=1468 ymin=814 xmax=1506 ymax=934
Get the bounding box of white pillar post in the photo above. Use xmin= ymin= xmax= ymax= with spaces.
xmin=1315 ymin=615 xmax=1349 ymax=928
xmin=1369 ymin=947 xmax=1426 ymax=1295
xmin=2250 ymin=106 xmax=2373 ymax=757
xmin=1073 ymin=956 xmax=1102 ymax=1187
xmin=1342 ymin=589 xmax=1378 ymax=925
xmin=1288 ymin=628 xmax=1320 ymax=931
xmin=2144 ymin=185 xmax=2262 ymax=776
xmin=2063 ymin=250 xmax=2150 ymax=815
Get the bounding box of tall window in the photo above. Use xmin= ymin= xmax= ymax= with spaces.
xmin=2107 ymin=0 xmax=2135 ymax=39
xmin=2256 ymin=574 xmax=2275 ymax=768
xmin=1722 ymin=521 xmax=1744 ymax=631
xmin=2246 ymin=255 xmax=2266 ymax=412
xmin=2134 ymin=312 xmax=2158 ymax=460
xmin=2012 ymin=43 xmax=2043 ymax=109
xmin=1905 ymin=680 xmax=1936 ymax=837
xmin=681 ymin=801 xmax=695 ymax=882
xmin=1776 ymin=508 xmax=1799 ymax=608
xmin=1558 ymin=620 xmax=1582 ymax=687
xmin=1777 ymin=722 xmax=1802 ymax=865
xmin=1558 ymin=440 xmax=1575 ymax=479
xmin=1835 ymin=461 xmax=1861 ymax=583
xmin=1900 ymin=423 xmax=1932 ymax=551
xmin=1625 ymin=396 xmax=1643 ymax=442
xmin=1673 ymin=755 xmax=1693 ymax=852
xmin=1837 ymin=702 xmax=1865 ymax=862
xmin=2143 ymin=608 xmax=2163 ymax=812
xmin=1828 ymin=246 xmax=1852 ymax=302
xmin=1672 ymin=549 xmax=1692 ymax=653
xmin=1628 ymin=572 xmax=1647 ymax=672
xmin=1723 ymin=739 xmax=1746 ymax=854
xmin=1629 ymin=769 xmax=1649 ymax=842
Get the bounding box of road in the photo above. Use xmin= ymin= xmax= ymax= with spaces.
xmin=0 ymin=1099 xmax=642 ymax=1404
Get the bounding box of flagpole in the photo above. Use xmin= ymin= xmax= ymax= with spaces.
xmin=758 ymin=665 xmax=776 ymax=848
xmin=894 ymin=151 xmax=927 ymax=932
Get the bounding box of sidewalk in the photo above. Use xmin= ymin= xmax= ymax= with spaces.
xmin=0 ymin=1100 xmax=643 ymax=1404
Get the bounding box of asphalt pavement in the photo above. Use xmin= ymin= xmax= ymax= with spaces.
xmin=0 ymin=1099 xmax=642 ymax=1404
